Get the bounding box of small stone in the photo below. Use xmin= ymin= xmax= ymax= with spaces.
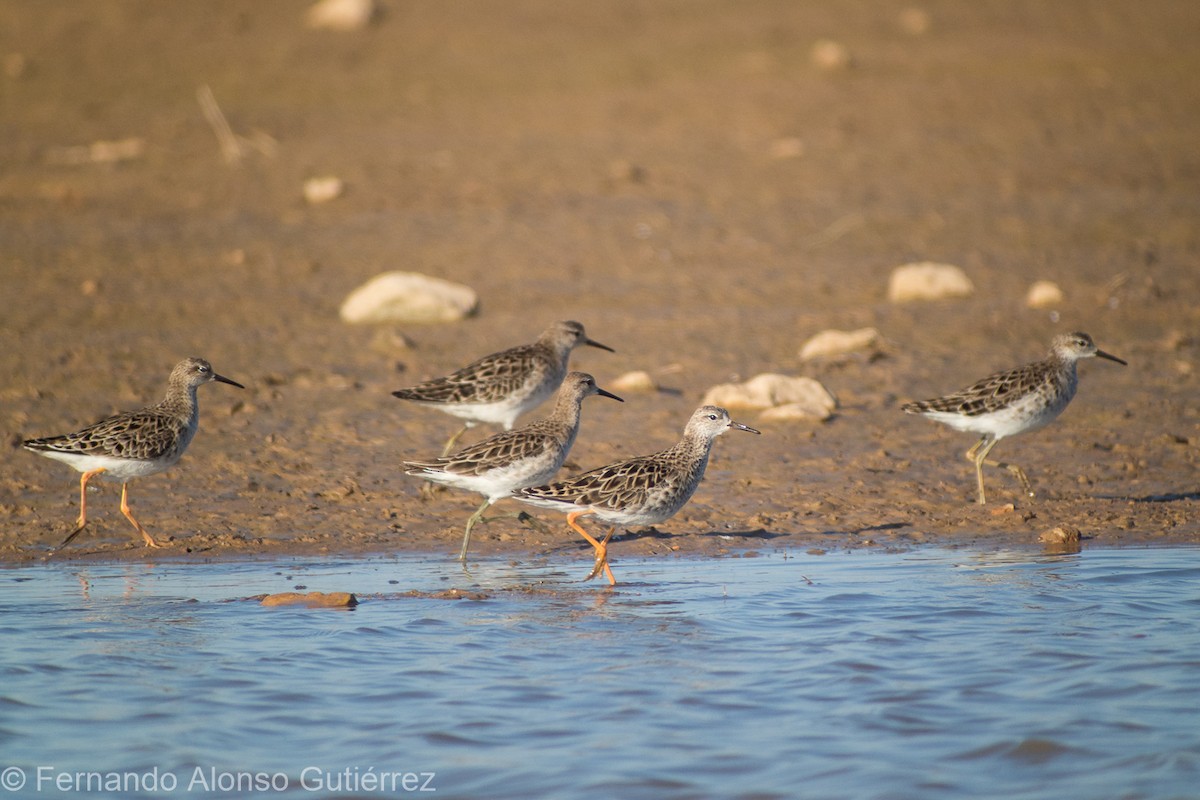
xmin=303 ymin=176 xmax=344 ymax=204
xmin=811 ymin=39 xmax=852 ymax=71
xmin=4 ymin=53 xmax=28 ymax=79
xmin=47 ymin=137 xmax=146 ymax=166
xmin=306 ymin=0 xmax=376 ymax=30
xmin=898 ymin=8 xmax=932 ymax=35
xmin=1160 ymin=330 xmax=1192 ymax=351
xmin=369 ymin=327 xmax=416 ymax=356
xmin=702 ymin=373 xmax=837 ymax=419
xmin=339 ymin=271 xmax=478 ymax=324
xmin=607 ymin=159 xmax=647 ymax=183
xmin=769 ymin=137 xmax=805 ymax=159
xmin=1025 ymin=280 xmax=1064 ymax=309
xmin=261 ymin=591 xmax=358 ymax=608
xmin=1039 ymin=525 xmax=1081 ymax=545
xmin=609 ymin=370 xmax=658 ymax=393
xmin=887 ymin=262 xmax=975 ymax=303
xmin=799 ymin=327 xmax=880 ymax=361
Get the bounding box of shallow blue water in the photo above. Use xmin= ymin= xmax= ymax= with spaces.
xmin=1 ymin=547 xmax=1198 ymax=799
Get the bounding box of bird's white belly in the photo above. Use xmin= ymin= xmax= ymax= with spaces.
xmin=440 ymin=399 xmax=525 ymax=427
xmin=37 ymin=450 xmax=177 ymax=480
xmin=443 ymin=384 xmax=557 ymax=428
xmin=425 ymin=456 xmax=565 ymax=501
xmin=926 ymin=392 xmax=1068 ymax=439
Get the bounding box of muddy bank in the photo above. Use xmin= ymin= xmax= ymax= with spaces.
xmin=2 ymin=1 xmax=1198 ymax=565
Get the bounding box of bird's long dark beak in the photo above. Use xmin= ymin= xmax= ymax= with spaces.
xmin=597 ymin=387 xmax=624 ymax=402
xmin=585 ymin=338 xmax=615 ymax=353
xmin=1096 ymin=349 xmax=1127 ymax=366
xmin=730 ymin=421 xmax=761 ymax=435
xmin=214 ymin=373 xmax=245 ymax=389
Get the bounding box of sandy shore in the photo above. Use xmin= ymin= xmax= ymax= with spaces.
xmin=2 ymin=1 xmax=1198 ymax=566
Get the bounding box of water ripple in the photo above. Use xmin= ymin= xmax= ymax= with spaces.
xmin=1 ymin=547 xmax=1198 ymax=799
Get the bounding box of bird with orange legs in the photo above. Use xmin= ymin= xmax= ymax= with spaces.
xmin=23 ymin=357 xmax=243 ymax=550
xmin=517 ymin=405 xmax=759 ymax=585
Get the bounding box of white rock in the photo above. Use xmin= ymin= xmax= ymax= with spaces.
xmin=339 ymin=272 xmax=478 ymax=324
xmin=887 ymin=262 xmax=975 ymax=303
xmin=758 ymin=402 xmax=833 ymax=422
xmin=799 ymin=327 xmax=880 ymax=361
xmin=306 ymin=0 xmax=376 ymax=30
xmin=609 ymin=370 xmax=658 ymax=393
xmin=303 ymin=176 xmax=344 ymax=204
xmin=702 ymin=373 xmax=837 ymax=420
xmin=1025 ymin=280 xmax=1064 ymax=309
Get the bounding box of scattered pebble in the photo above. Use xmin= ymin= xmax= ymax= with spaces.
xmin=261 ymin=591 xmax=358 ymax=608
xmin=609 ymin=370 xmax=658 ymax=393
xmin=1025 ymin=280 xmax=1064 ymax=308
xmin=339 ymin=271 xmax=479 ymax=324
xmin=811 ymin=39 xmax=852 ymax=71
xmin=369 ymin=327 xmax=416 ymax=356
xmin=799 ymin=327 xmax=880 ymax=361
xmin=303 ymin=175 xmax=344 ymax=204
xmin=46 ymin=137 xmax=146 ymax=166
xmin=702 ymin=373 xmax=837 ymax=420
xmin=887 ymin=262 xmax=974 ymax=303
xmin=608 ymin=159 xmax=647 ymax=183
xmin=398 ymin=588 xmax=490 ymax=601
xmin=4 ymin=53 xmax=28 ymax=79
xmin=769 ymin=137 xmax=805 ymax=159
xmin=1160 ymin=330 xmax=1192 ymax=351
xmin=898 ymin=8 xmax=932 ymax=35
xmin=306 ymin=0 xmax=376 ymax=30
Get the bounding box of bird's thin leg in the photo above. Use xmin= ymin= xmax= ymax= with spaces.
xmin=440 ymin=423 xmax=472 ymax=458
xmin=119 ymin=483 xmax=162 ymax=548
xmin=459 ymin=498 xmax=493 ymax=562
xmin=56 ymin=468 xmax=106 ymax=549
xmin=964 ymin=437 xmax=987 ymax=463
xmin=587 ymin=528 xmax=617 ymax=586
xmin=567 ymin=511 xmax=616 ymax=585
xmin=983 ymin=454 xmax=1034 ymax=500
xmin=480 ymin=508 xmax=551 ymax=534
xmin=967 ymin=436 xmax=1035 ymax=502
xmin=966 ymin=436 xmax=998 ymax=505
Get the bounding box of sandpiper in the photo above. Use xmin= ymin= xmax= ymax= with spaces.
xmin=393 ymin=321 xmax=614 ymax=456
xmin=517 ymin=405 xmax=760 ymax=585
xmin=902 ymin=331 xmax=1126 ymax=505
xmin=402 ymin=372 xmax=623 ymax=562
xmin=23 ymin=357 xmax=244 ymax=549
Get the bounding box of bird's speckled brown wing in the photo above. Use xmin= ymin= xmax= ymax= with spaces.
xmin=521 ymin=453 xmax=681 ymax=513
xmin=904 ymin=360 xmax=1052 ymax=417
xmin=393 ymin=346 xmax=545 ymax=405
xmin=404 ymin=422 xmax=560 ymax=477
xmin=24 ymin=409 xmax=185 ymax=461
